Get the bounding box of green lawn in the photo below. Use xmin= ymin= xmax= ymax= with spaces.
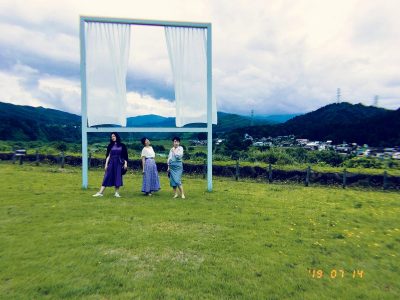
xmin=0 ymin=162 xmax=399 ymax=299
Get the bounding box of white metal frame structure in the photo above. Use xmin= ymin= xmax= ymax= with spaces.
xmin=80 ymin=16 xmax=214 ymax=191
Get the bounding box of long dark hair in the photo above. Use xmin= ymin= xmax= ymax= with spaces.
xmin=141 ymin=137 xmax=148 ymax=146
xmin=109 ymin=132 xmax=122 ymax=146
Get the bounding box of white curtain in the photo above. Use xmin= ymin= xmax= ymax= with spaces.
xmin=165 ymin=27 xmax=217 ymax=127
xmin=85 ymin=22 xmax=131 ymax=127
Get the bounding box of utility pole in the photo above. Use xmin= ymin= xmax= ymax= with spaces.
xmin=250 ymin=109 xmax=254 ymax=126
xmin=336 ymin=88 xmax=341 ymax=103
xmin=373 ymin=95 xmax=379 ymax=107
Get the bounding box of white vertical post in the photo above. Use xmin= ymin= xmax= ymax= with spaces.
xmin=80 ymin=17 xmax=88 ymax=189
xmin=206 ymin=24 xmax=213 ymax=192
xmin=82 ymin=131 xmax=88 ymax=188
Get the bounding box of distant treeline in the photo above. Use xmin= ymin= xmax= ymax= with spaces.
xmin=1 ymin=101 xmax=399 ymax=146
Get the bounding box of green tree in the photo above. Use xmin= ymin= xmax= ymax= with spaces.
xmin=55 ymin=142 xmax=67 ymax=152
xmin=197 ymin=132 xmax=207 ymax=140
xmin=224 ymin=133 xmax=252 ymax=152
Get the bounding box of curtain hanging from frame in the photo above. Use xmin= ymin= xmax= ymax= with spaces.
xmin=165 ymin=26 xmax=217 ymax=127
xmin=85 ymin=22 xmax=131 ymax=127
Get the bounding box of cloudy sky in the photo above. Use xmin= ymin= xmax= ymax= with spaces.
xmin=0 ymin=0 xmax=399 ymax=117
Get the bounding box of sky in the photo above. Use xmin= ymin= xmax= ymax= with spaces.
xmin=0 ymin=0 xmax=399 ymax=117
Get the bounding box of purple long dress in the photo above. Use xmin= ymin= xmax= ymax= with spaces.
xmin=102 ymin=144 xmax=123 ymax=187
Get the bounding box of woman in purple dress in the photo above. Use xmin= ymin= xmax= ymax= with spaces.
xmin=141 ymin=137 xmax=160 ymax=196
xmin=93 ymin=132 xmax=128 ymax=198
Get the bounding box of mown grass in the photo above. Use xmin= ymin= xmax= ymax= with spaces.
xmin=0 ymin=162 xmax=399 ymax=299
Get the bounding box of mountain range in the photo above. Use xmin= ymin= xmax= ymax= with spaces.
xmin=231 ymin=102 xmax=400 ymax=146
xmin=0 ymin=102 xmax=81 ymax=142
xmin=0 ymin=102 xmax=283 ymax=141
xmin=126 ymin=112 xmax=297 ymax=131
xmin=0 ymin=101 xmax=398 ymax=146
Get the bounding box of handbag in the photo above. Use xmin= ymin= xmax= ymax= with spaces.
xmin=120 ymin=158 xmax=127 ymax=175
xmin=121 ymin=165 xmax=127 ymax=175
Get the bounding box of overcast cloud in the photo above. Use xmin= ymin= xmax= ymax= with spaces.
xmin=0 ymin=0 xmax=399 ymax=117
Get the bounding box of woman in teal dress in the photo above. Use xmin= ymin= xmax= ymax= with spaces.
xmin=167 ymin=136 xmax=185 ymax=199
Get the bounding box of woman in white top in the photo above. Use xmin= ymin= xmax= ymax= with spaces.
xmin=140 ymin=137 xmax=160 ymax=196
xmin=167 ymin=136 xmax=185 ymax=199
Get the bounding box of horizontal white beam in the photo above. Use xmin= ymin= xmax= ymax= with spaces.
xmin=80 ymin=16 xmax=210 ymax=28
xmin=84 ymin=127 xmax=208 ymax=133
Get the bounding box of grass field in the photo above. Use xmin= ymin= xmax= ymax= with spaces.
xmin=0 ymin=162 xmax=399 ymax=299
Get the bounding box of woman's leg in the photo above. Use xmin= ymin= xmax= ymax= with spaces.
xmin=93 ymin=185 xmax=106 ymax=196
xmin=178 ymin=185 xmax=185 ymax=198
xmin=114 ymin=187 xmax=121 ymax=197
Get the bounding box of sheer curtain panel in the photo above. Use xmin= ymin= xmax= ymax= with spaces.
xmin=85 ymin=22 xmax=131 ymax=127
xmin=165 ymin=27 xmax=217 ymax=127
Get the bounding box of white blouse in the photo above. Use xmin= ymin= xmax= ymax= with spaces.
xmin=168 ymin=146 xmax=184 ymax=163
xmin=141 ymin=146 xmax=155 ymax=158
